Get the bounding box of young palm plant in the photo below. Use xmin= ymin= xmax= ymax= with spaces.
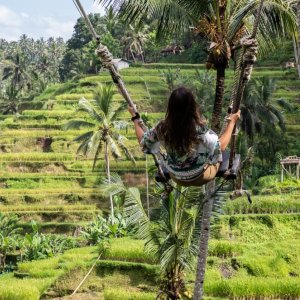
xmin=64 ymin=84 xmax=135 ymax=219
xmin=100 ymin=173 xmax=223 ymax=300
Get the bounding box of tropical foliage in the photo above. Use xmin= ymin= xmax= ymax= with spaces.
xmin=64 ymin=83 xmax=135 ymax=218
xmin=100 ymin=173 xmax=223 ymax=299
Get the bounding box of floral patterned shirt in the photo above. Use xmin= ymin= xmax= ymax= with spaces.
xmin=141 ymin=121 xmax=222 ymax=180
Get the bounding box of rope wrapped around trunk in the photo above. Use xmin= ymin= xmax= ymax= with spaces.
xmin=96 ymin=44 xmax=118 ymax=70
xmin=220 ymin=36 xmax=258 ymax=136
xmin=240 ymin=37 xmax=258 ymax=81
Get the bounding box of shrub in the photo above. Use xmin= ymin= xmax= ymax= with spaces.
xmin=81 ymin=213 xmax=128 ymax=245
xmin=23 ymin=221 xmax=77 ymax=261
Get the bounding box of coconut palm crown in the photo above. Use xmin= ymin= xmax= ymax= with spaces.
xmin=64 ymin=84 xmax=135 ymax=218
xmin=96 ymin=0 xmax=297 ymax=131
xmin=100 ymin=173 xmax=207 ymax=299
xmin=65 ymin=83 xmax=135 ymax=170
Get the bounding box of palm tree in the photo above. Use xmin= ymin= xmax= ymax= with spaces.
xmin=100 ymin=174 xmax=208 ymax=299
xmin=64 ymin=84 xmax=135 ymax=219
xmin=104 ymin=6 xmax=121 ymax=36
xmin=1 ymin=47 xmax=32 ymax=94
xmin=0 ymin=81 xmax=20 ymax=114
xmin=96 ymin=1 xmax=297 ymax=298
xmin=122 ymin=23 xmax=149 ymax=63
xmin=97 ymin=0 xmax=297 ymax=130
xmin=293 ymin=0 xmax=300 ymax=77
xmin=241 ymin=76 xmax=293 ymax=138
xmin=240 ymin=76 xmax=293 ymax=171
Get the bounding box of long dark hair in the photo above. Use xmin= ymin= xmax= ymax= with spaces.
xmin=159 ymin=86 xmax=203 ymax=155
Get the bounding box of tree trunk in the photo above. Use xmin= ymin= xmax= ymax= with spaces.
xmin=296 ymin=0 xmax=300 ymax=78
xmin=211 ymin=66 xmax=226 ymax=132
xmin=193 ymin=49 xmax=227 ymax=300
xmin=130 ymin=48 xmax=136 ymax=62
xmin=193 ymin=180 xmax=215 ymax=300
xmin=105 ymin=141 xmax=114 ymax=222
xmin=145 ymin=155 xmax=150 ymax=218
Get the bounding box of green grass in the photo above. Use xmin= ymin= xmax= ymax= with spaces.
xmin=216 ymin=214 xmax=300 ymax=243
xmin=0 ymin=204 xmax=97 ymax=212
xmin=255 ymin=176 xmax=300 ymax=194
xmin=55 ymin=93 xmax=94 ymax=100
xmin=0 ymin=64 xmax=299 ymax=299
xmin=204 ymin=277 xmax=300 ymax=299
xmin=104 ymin=237 xmax=155 ymax=264
xmin=96 ymin=260 xmax=158 ymax=278
xmin=104 ymin=289 xmax=156 ymax=300
xmin=19 ymin=221 xmax=88 ymax=234
xmin=223 ymin=193 xmax=300 ymax=214
xmin=0 ymin=246 xmax=98 ymax=300
xmin=0 ymin=153 xmax=74 ymax=162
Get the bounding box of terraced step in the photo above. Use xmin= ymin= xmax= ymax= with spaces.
xmin=0 ymin=187 xmax=101 ymax=196
xmin=20 ymin=221 xmax=88 ymax=234
xmin=0 ymin=153 xmax=74 ymax=162
xmin=1 ymin=209 xmax=98 ymax=223
xmin=223 ymin=193 xmax=300 ymax=215
xmin=0 ymin=204 xmax=97 ymax=212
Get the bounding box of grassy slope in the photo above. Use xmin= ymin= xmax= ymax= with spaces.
xmin=0 ymin=64 xmax=299 ymax=299
xmin=4 ymin=232 xmax=300 ymax=299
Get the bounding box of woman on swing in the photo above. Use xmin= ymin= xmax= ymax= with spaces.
xmin=129 ymin=86 xmax=240 ymax=186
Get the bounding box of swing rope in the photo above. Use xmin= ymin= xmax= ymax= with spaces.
xmin=72 ymin=0 xmax=170 ymax=188
xmin=72 ymin=0 xmax=264 ymax=192
xmin=228 ymin=0 xmax=264 ymax=167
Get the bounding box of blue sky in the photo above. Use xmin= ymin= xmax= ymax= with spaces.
xmin=0 ymin=0 xmax=105 ymax=41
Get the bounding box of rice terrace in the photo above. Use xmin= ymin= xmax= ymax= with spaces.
xmin=0 ymin=0 xmax=300 ymax=299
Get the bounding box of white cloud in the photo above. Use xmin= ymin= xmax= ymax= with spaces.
xmin=0 ymin=5 xmax=75 ymax=41
xmin=0 ymin=5 xmax=22 ymax=27
xmin=20 ymin=12 xmax=29 ymax=19
xmin=0 ymin=2 xmax=106 ymax=42
xmin=31 ymin=16 xmax=74 ymax=40
xmin=0 ymin=5 xmax=23 ymax=40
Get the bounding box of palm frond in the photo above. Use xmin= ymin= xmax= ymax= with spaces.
xmin=76 ymin=139 xmax=91 ymax=156
xmin=268 ymin=105 xmax=286 ymax=131
xmin=113 ymin=120 xmax=129 ymax=130
xmin=63 ymin=120 xmax=95 ymax=130
xmin=90 ymin=131 xmax=103 ymax=153
xmin=111 ymin=102 xmax=127 ymax=122
xmin=229 ymin=0 xmax=297 ymax=55
xmin=114 ymin=135 xmax=136 ymax=164
xmin=78 ymin=97 xmax=103 ymax=122
xmin=107 ymin=135 xmax=122 ymax=159
xmin=94 ymin=84 xmax=116 ymax=117
xmin=73 ymin=131 xmax=94 ymax=143
xmin=277 ymin=98 xmax=294 ymax=112
xmin=96 ymin=0 xmax=207 ymax=39
xmin=99 ymin=172 xmax=127 ymax=196
xmin=124 ymin=187 xmax=150 ymax=239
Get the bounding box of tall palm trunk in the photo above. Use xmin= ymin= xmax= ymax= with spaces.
xmin=296 ymin=0 xmax=300 ymax=77
xmin=194 ymin=54 xmax=227 ymax=300
xmin=193 ymin=180 xmax=215 ymax=300
xmin=145 ymin=155 xmax=150 ymax=218
xmin=130 ymin=48 xmax=136 ymax=62
xmin=211 ymin=66 xmax=226 ymax=132
xmin=105 ymin=141 xmax=114 ymax=222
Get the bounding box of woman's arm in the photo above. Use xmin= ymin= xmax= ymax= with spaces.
xmin=132 ymin=119 xmax=145 ymax=144
xmin=219 ymin=111 xmax=240 ymax=151
xmin=128 ymin=106 xmax=144 ymax=143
